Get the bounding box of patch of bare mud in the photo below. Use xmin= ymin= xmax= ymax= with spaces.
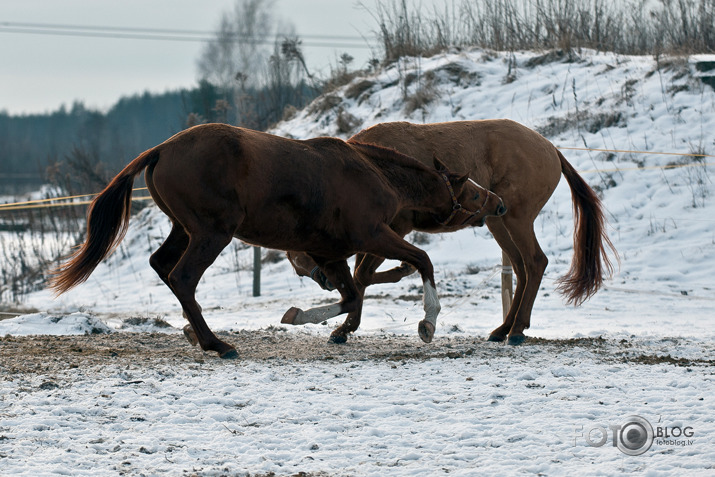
xmin=1 ymin=330 xmax=712 ymax=376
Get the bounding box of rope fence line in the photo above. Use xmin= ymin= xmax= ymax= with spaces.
xmin=538 ymin=273 xmax=715 ymax=302
xmin=443 ymin=268 xmax=715 ymax=312
xmin=0 ymin=311 xmax=29 ymax=317
xmin=558 ymin=146 xmax=715 ymax=174
xmin=0 ymin=188 xmax=150 ymax=211
xmin=361 ymin=263 xmax=715 ymax=331
xmin=1 ymin=144 xmax=713 ymax=211
xmin=0 ymin=196 xmax=153 ymax=211
xmin=601 ymin=285 xmax=715 ymax=302
xmin=578 ymin=161 xmax=715 ymax=174
xmin=557 ymin=146 xmax=715 ymax=159
xmin=0 ymin=191 xmax=96 ymax=206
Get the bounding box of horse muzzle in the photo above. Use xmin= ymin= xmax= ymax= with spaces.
xmin=496 ymin=200 xmax=507 ymax=217
xmin=465 ymin=193 xmax=506 ymax=227
xmin=436 ymin=175 xmax=506 ymax=228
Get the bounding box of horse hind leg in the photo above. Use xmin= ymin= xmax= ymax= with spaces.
xmin=486 ymin=218 xmax=526 ymax=343
xmin=494 ymin=217 xmax=548 ymax=345
xmin=150 ymin=224 xmax=189 ymax=287
xmin=149 ymin=225 xmax=201 ymax=345
xmin=166 ymin=231 xmax=237 ymax=359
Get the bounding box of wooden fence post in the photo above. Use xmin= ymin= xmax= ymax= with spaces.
xmin=253 ymin=246 xmax=261 ymax=297
xmin=501 ymin=251 xmax=513 ymax=321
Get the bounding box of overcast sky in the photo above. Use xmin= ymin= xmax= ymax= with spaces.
xmin=0 ymin=0 xmax=390 ymax=115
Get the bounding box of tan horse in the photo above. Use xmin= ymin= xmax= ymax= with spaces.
xmin=49 ymin=123 xmax=505 ymax=358
xmin=288 ymin=119 xmax=617 ymax=345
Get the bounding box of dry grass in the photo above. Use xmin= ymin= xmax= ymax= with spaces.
xmin=368 ymin=0 xmax=715 ymax=65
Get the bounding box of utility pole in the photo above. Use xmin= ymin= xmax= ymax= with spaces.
xmin=253 ymin=246 xmax=261 ymax=297
xmin=501 ymin=251 xmax=513 ymax=321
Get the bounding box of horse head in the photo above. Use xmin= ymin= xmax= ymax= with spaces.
xmin=432 ymin=156 xmax=506 ymax=228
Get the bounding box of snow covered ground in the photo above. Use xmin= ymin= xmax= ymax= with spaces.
xmin=1 ymin=48 xmax=714 ymax=475
xmin=2 ymin=332 xmax=713 ymax=476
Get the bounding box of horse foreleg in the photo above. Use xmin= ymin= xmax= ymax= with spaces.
xmin=371 ymin=261 xmax=417 ymax=284
xmin=326 ymin=253 xmax=377 ymax=344
xmin=355 ymin=253 xmax=416 ymax=286
xmin=363 ymin=225 xmax=440 ymax=343
xmin=329 ymin=282 xmax=365 ymax=344
xmin=416 ymin=279 xmax=441 ymax=343
xmin=281 ymin=259 xmax=360 ymax=325
xmin=328 ymin=253 xmax=413 ymax=344
xmin=286 ymin=251 xmax=335 ymax=290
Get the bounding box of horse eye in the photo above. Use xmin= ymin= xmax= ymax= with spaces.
xmin=473 ymin=192 xmax=480 ymax=201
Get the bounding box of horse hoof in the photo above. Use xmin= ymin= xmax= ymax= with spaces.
xmin=399 ymin=262 xmax=417 ymax=275
xmin=220 ymin=349 xmax=239 ymax=359
xmin=281 ymin=307 xmax=302 ymax=325
xmin=507 ymin=335 xmax=526 ymax=346
xmin=328 ymin=334 xmax=348 ymax=345
xmin=418 ymin=320 xmax=435 ymax=343
xmin=487 ymin=333 xmax=506 ymax=343
xmin=183 ymin=325 xmax=198 ymax=346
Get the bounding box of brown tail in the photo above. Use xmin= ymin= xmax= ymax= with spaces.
xmin=50 ymin=148 xmax=160 ymax=294
xmin=555 ymin=150 xmax=618 ymax=305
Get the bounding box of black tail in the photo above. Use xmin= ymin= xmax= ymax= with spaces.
xmin=50 ymin=148 xmax=160 ymax=294
xmin=555 ymin=150 xmax=618 ymax=305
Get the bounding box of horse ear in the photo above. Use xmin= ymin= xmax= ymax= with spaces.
xmin=433 ymin=155 xmax=448 ymax=172
xmin=453 ymin=174 xmax=469 ymax=188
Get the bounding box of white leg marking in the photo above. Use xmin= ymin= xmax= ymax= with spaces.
xmin=293 ymin=304 xmax=343 ymax=325
xmin=422 ymin=280 xmax=441 ymax=326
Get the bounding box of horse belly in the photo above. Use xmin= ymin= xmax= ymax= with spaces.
xmin=233 ymin=205 xmax=357 ymax=259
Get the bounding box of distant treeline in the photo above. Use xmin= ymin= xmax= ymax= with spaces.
xmin=1 ymin=83 xmax=214 ymax=187
xmin=0 ymin=79 xmax=317 ymax=194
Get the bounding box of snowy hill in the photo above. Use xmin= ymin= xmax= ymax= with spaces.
xmin=5 ymin=47 xmax=715 ymax=338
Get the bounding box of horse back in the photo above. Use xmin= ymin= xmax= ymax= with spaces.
xmin=148 ymin=124 xmax=399 ymax=252
xmin=350 ymin=119 xmax=562 ymax=210
xmin=356 ymin=119 xmax=561 ymax=183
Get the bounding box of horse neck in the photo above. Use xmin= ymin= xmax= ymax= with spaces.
xmin=386 ymin=166 xmax=442 ymax=209
xmin=355 ymin=144 xmax=441 ymax=209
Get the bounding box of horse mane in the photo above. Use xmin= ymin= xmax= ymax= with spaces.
xmin=346 ymin=140 xmax=433 ymax=173
xmin=343 ymin=139 xmax=443 ymax=205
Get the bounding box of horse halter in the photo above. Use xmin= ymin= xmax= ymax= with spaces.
xmin=309 ymin=266 xmax=335 ymax=291
xmin=435 ymin=174 xmax=489 ymax=227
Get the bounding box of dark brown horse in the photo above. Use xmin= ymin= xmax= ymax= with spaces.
xmin=50 ymin=123 xmax=505 ymax=358
xmin=288 ymin=119 xmax=617 ymax=345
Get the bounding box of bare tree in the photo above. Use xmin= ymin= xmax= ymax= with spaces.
xmin=196 ymin=0 xmax=277 ymax=95
xmin=196 ymin=0 xmax=319 ymax=130
xmin=196 ymin=15 xmax=241 ymax=94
